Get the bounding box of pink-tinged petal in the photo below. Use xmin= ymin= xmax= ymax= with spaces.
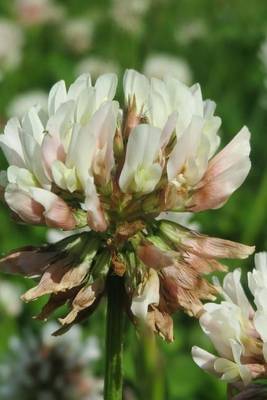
xmin=147 ymin=306 xmax=174 ymax=342
xmin=183 ymin=252 xmax=227 ymax=274
xmin=91 ymin=101 xmax=119 ymax=184
xmin=192 ymin=346 xmax=217 ymax=375
xmin=22 ymin=259 xmax=89 ymax=301
xmin=0 ymin=247 xmax=56 ymax=277
xmin=188 ymin=127 xmax=251 ymax=211
xmin=137 ymin=244 xmax=175 ymax=270
xmin=5 ymin=184 xmax=44 ymax=224
xmin=182 ymin=233 xmax=255 ymax=260
xmin=160 ymin=263 xmax=217 ymax=316
xmin=59 ymin=280 xmax=104 ymax=325
xmin=41 ymin=133 xmax=66 ymax=178
xmin=46 ymin=100 xmax=75 ymax=147
xmin=30 ymin=188 xmax=76 ymax=230
xmin=85 ymin=177 xmax=108 ymax=232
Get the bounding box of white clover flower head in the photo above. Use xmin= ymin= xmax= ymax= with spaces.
xmin=110 ymin=0 xmax=150 ymax=34
xmin=192 ymin=252 xmax=267 ymax=389
xmin=62 ymin=18 xmax=95 ymax=54
xmin=15 ymin=0 xmax=65 ymax=26
xmin=0 ymin=324 xmax=103 ymax=399
xmin=259 ymin=36 xmax=267 ymax=71
xmin=0 ymin=281 xmax=22 ymax=316
xmin=8 ymin=90 xmax=48 ymax=118
xmin=0 ymin=69 xmax=254 ymax=340
xmin=0 ymin=19 xmax=23 ymax=76
xmin=175 ymin=19 xmax=208 ymax=45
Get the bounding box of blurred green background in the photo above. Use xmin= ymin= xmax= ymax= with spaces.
xmin=0 ymin=0 xmax=267 ymax=399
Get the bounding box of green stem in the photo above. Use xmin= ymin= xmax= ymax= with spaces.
xmin=136 ymin=327 xmax=165 ymax=400
xmin=104 ymin=275 xmax=125 ymax=400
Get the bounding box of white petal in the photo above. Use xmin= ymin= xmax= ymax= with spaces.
xmin=68 ymin=73 xmax=92 ymax=100
xmin=190 ymin=83 xmax=204 ymax=117
xmin=148 ymin=84 xmax=171 ymax=130
xmin=222 ymin=269 xmax=252 ymax=318
xmin=19 ymin=130 xmax=50 ymax=188
xmin=167 ymin=115 xmax=204 ymax=180
xmin=66 ymin=123 xmax=96 ymax=189
xmin=75 ymin=87 xmax=96 ymax=125
xmin=191 ymin=346 xmax=217 ymax=374
xmin=254 ymin=311 xmax=267 ymax=342
xmin=203 ymin=100 xmax=216 ymax=117
xmin=160 ymin=111 xmax=178 ymax=149
xmin=119 ymin=124 xmax=162 ymax=193
xmin=134 ymin=163 xmax=162 ymax=194
xmin=123 ymin=69 xmax=150 ymax=113
xmin=214 ymin=358 xmax=240 ymax=382
xmin=48 ymin=80 xmax=67 ymax=116
xmin=22 ymin=107 xmax=44 ymax=145
xmin=95 ymin=73 xmax=118 ymax=108
xmin=46 ymin=100 xmax=75 ymax=151
xmin=131 ymin=268 xmax=160 ymax=320
xmin=91 ymin=101 xmax=119 ymax=182
xmin=84 ymin=176 xmax=107 ymax=232
xmin=7 ymin=166 xmax=37 ymax=190
xmin=200 ymin=303 xmax=242 ymax=359
xmin=165 ymin=76 xmax=195 ymax=134
xmin=248 ymin=253 xmax=267 ymax=296
xmin=0 ymin=118 xmax=25 ymax=167
xmin=51 ymin=160 xmax=79 ymax=192
xmin=230 ymin=340 xmax=251 ymax=385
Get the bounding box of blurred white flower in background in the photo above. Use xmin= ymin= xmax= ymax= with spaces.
xmin=61 ymin=18 xmax=95 ymax=54
xmin=259 ymin=37 xmax=267 ymax=72
xmin=0 ymin=281 xmax=22 ymax=316
xmin=7 ymin=90 xmax=48 ymax=118
xmin=0 ymin=20 xmax=24 ymax=79
xmin=76 ymin=57 xmax=120 ymax=80
xmin=0 ymin=322 xmax=103 ymax=399
xmin=192 ymin=253 xmax=267 ymax=394
xmin=110 ymin=0 xmax=150 ymax=34
xmin=143 ymin=54 xmax=192 ymax=85
xmin=15 ymin=0 xmax=65 ymax=26
xmin=175 ymin=19 xmax=208 ymax=45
